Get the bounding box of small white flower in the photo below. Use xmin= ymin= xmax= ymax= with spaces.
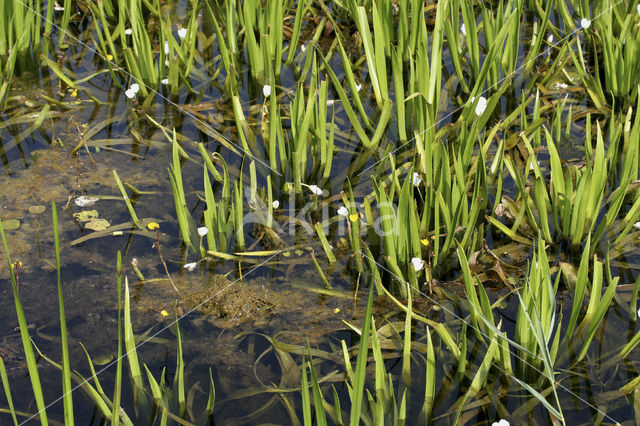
xmin=555 ymin=82 xmax=569 ymax=90
xmin=355 ymin=83 xmax=362 ymax=92
xmin=411 ymin=257 xmax=424 ymax=272
xmin=124 ymin=28 xmax=132 ymax=35
xmin=197 ymin=226 xmax=209 ymax=237
xmin=177 ymin=28 xmax=188 ymax=39
xmin=474 ymin=96 xmax=487 ymax=116
xmin=165 ymin=60 xmax=170 ymax=67
xmin=491 ymin=420 xmax=509 ymax=426
xmin=412 ymin=172 xmax=422 ymax=186
xmin=183 ymin=262 xmax=197 ymax=271
xmin=272 ymin=200 xmax=279 ymax=209
xmin=125 ymin=88 xmax=136 ymax=99
xmin=326 ymin=99 xmax=335 ymax=107
xmin=164 ymin=40 xmax=170 ymax=54
xmin=637 ymin=4 xmax=640 ymax=17
xmin=161 ymin=78 xmax=169 ymax=85
xmin=547 ymin=34 xmax=553 ymax=43
xmin=337 ymin=206 xmax=349 ymax=217
xmin=130 ymin=83 xmax=140 ymax=93
xmin=263 ymin=85 xmax=271 ymax=97
xmin=580 ymin=18 xmax=591 ymax=29
xmin=460 ymin=23 xmax=466 ymax=36
xmin=308 ymin=185 xmax=323 ymax=196
xmin=300 ymin=44 xmax=306 ymax=52
xmin=633 ymin=221 xmax=640 ymax=230
xmin=637 ymin=307 xmax=640 ymax=319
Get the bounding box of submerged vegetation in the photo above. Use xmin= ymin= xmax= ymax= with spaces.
xmin=2 ymin=0 xmax=640 ymax=424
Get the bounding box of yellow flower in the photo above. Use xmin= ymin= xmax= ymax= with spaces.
xmin=147 ymin=222 xmax=160 ymax=230
xmin=420 ymin=238 xmax=429 ymax=246
xmin=333 ymin=308 xmax=340 ymax=314
xmin=160 ymin=310 xmax=169 ymax=317
xmin=106 ymin=54 xmax=113 ymax=61
xmin=349 ymin=213 xmax=359 ymax=222
xmin=71 ymin=89 xmax=78 ymax=98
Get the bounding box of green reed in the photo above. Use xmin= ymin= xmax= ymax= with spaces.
xmin=0 ymin=217 xmax=210 ymax=423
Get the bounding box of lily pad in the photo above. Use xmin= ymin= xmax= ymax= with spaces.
xmin=2 ymin=219 xmax=20 ymax=230
xmin=28 ymin=205 xmax=46 ymax=214
xmin=73 ymin=210 xmax=99 ymax=222
xmin=85 ymin=219 xmax=110 ymax=231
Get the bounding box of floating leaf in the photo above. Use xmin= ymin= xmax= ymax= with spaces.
xmin=28 ymin=206 xmax=46 ymax=214
xmin=93 ymin=353 xmax=115 ymax=366
xmin=73 ymin=210 xmax=99 ymax=222
xmin=74 ymin=196 xmax=99 ymax=207
xmin=85 ymin=219 xmax=110 ymax=231
xmin=3 ymin=219 xmax=20 ymax=230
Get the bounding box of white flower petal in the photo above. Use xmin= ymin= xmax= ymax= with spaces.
xmin=300 ymin=44 xmax=306 ymax=52
xmin=124 ymin=28 xmax=132 ymax=35
xmin=164 ymin=40 xmax=170 ymax=54
xmin=412 ymin=172 xmax=422 ymax=186
xmin=130 ymin=83 xmax=140 ymax=93
xmin=177 ymin=28 xmax=188 ymax=39
xmin=580 ymin=18 xmax=591 ymax=29
xmin=125 ymin=89 xmax=136 ymax=99
xmin=337 ymin=206 xmax=349 ymax=217
xmin=411 ymin=257 xmax=424 ymax=272
xmin=326 ymin=99 xmax=335 ymax=107
xmin=197 ymin=226 xmax=209 ymax=237
xmin=161 ymin=78 xmax=169 ymax=85
xmin=475 ymin=96 xmax=487 ymax=116
xmin=183 ymin=262 xmax=197 ymax=271
xmin=308 ymin=185 xmax=323 ymax=196
xmin=633 ymin=221 xmax=640 ymax=230
xmin=637 ymin=307 xmax=640 ymax=319
xmin=272 ymin=200 xmax=280 ymax=209
xmin=547 ymin=33 xmax=554 ymax=43
xmin=637 ymin=4 xmax=640 ymax=17
xmin=460 ymin=23 xmax=466 ymax=36
xmin=355 ymin=83 xmax=362 ymax=92
xmin=263 ymin=85 xmax=271 ymax=97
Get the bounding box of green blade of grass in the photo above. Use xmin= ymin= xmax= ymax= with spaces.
xmin=0 ymin=219 xmax=48 ymax=425
xmin=52 ymin=202 xmax=73 ymax=425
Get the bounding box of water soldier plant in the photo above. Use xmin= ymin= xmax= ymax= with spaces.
xmin=4 ymin=0 xmax=640 ymax=423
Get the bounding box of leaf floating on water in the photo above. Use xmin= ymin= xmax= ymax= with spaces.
xmin=28 ymin=205 xmax=46 ymax=214
xmin=93 ymin=353 xmax=115 ymax=365
xmin=85 ymin=219 xmax=110 ymax=231
xmin=3 ymin=219 xmax=20 ymax=230
xmin=73 ymin=210 xmax=99 ymax=222
xmin=75 ymin=196 xmax=99 ymax=207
